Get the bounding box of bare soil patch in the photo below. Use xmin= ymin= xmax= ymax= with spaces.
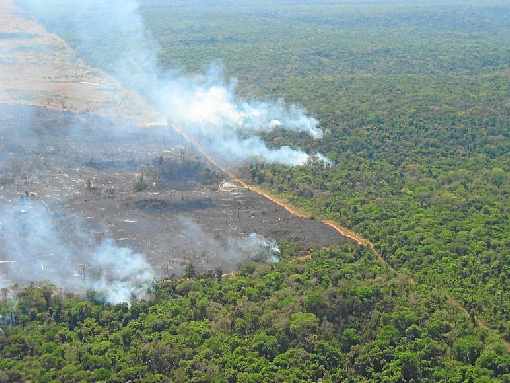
xmin=0 ymin=0 xmax=156 ymax=123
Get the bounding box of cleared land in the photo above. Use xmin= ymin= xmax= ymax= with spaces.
xmin=0 ymin=0 xmax=347 ymax=283
xmin=0 ymin=0 xmax=155 ymax=123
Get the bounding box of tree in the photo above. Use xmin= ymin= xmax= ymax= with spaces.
xmin=453 ymin=335 xmax=483 ymax=365
xmin=183 ymin=263 xmax=196 ymax=279
xmin=340 ymin=328 xmax=361 ymax=352
xmin=400 ymin=351 xmax=421 ymax=381
xmin=289 ymin=312 xmax=318 ymax=342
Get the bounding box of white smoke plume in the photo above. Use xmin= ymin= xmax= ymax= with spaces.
xmin=169 ymin=216 xmax=280 ymax=273
xmin=14 ymin=0 xmax=331 ymax=166
xmin=0 ymin=200 xmax=155 ymax=304
xmin=240 ymin=233 xmax=281 ymax=263
xmin=156 ymin=68 xmax=324 ymax=139
xmin=90 ymin=239 xmax=155 ymax=304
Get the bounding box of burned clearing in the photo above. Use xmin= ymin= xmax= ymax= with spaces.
xmin=0 ymin=104 xmax=345 ymax=283
xmin=0 ymin=0 xmax=346 ymax=291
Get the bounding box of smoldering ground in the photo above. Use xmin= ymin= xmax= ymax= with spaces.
xmin=0 ymin=199 xmax=155 ymax=304
xmin=0 ymin=199 xmax=280 ymax=303
xmin=0 ymin=1 xmax=342 ymax=302
xmin=0 ymin=105 xmax=303 ymax=303
xmin=0 ymin=104 xmax=343 ymax=302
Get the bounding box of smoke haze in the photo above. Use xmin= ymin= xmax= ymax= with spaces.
xmin=167 ymin=216 xmax=280 ymax=274
xmin=15 ymin=0 xmax=329 ymax=166
xmin=0 ymin=102 xmax=286 ymax=303
xmin=0 ymin=200 xmax=155 ymax=304
xmin=0 ymin=203 xmax=280 ymax=300
xmin=0 ymin=0 xmax=327 ymax=302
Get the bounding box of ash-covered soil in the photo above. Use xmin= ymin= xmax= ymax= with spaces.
xmin=0 ymin=0 xmax=345 ymax=286
xmin=0 ymin=104 xmax=344 ymax=280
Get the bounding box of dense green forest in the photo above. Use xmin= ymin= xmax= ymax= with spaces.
xmin=2 ymin=245 xmax=510 ymax=382
xmin=3 ymin=0 xmax=510 ymax=381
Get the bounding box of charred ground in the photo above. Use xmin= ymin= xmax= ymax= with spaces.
xmin=0 ymin=104 xmax=345 ymax=280
xmin=0 ymin=0 xmax=346 ymax=286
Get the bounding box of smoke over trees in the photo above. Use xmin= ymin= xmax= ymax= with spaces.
xmin=15 ymin=0 xmax=330 ymax=166
xmin=0 ymin=200 xmax=155 ymax=304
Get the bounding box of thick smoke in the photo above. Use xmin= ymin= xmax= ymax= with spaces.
xmin=90 ymin=239 xmax=155 ymax=304
xmin=156 ymin=67 xmax=324 ymax=139
xmin=15 ymin=0 xmax=330 ymax=166
xmin=0 ymin=0 xmax=322 ymax=300
xmin=0 ymin=200 xmax=155 ymax=304
xmin=241 ymin=233 xmax=281 ymax=264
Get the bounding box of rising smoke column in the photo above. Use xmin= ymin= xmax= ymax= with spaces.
xmin=167 ymin=216 xmax=280 ymax=274
xmin=0 ymin=1 xmax=326 ymax=299
xmin=155 ymin=68 xmax=329 ymax=165
xmin=15 ymin=0 xmax=331 ymax=166
xmin=90 ymin=238 xmax=155 ymax=304
xmin=0 ymin=200 xmax=155 ymax=304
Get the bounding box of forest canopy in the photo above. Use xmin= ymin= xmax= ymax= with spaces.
xmin=2 ymin=0 xmax=510 ymax=381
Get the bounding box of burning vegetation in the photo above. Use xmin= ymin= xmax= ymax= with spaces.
xmin=0 ymin=0 xmax=342 ymax=303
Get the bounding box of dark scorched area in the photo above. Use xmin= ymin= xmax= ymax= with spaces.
xmin=0 ymin=104 xmax=345 ymax=279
